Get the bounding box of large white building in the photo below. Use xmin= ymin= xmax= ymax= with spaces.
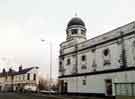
xmin=58 ymin=17 xmax=135 ymax=96
xmin=0 ymin=66 xmax=39 ymax=92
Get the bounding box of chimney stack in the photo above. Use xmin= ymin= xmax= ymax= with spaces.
xmin=9 ymin=68 xmax=12 ymax=73
xmin=2 ymin=68 xmax=6 ymax=74
xmin=19 ymin=65 xmax=22 ymax=71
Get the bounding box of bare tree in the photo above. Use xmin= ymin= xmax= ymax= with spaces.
xmin=38 ymin=76 xmax=49 ymax=90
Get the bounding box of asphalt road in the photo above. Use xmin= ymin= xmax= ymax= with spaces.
xmin=0 ymin=93 xmax=106 ymax=99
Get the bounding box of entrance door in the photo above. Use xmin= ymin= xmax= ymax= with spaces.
xmin=64 ymin=82 xmax=68 ymax=93
xmin=59 ymin=80 xmax=64 ymax=94
xmin=105 ymin=79 xmax=112 ymax=96
xmin=0 ymin=86 xmax=1 ymax=92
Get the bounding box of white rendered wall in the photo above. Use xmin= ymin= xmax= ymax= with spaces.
xmin=60 ymin=70 xmax=135 ymax=95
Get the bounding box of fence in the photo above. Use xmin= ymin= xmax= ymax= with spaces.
xmin=114 ymin=83 xmax=135 ymax=96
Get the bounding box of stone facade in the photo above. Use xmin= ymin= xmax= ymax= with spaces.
xmin=58 ymin=17 xmax=135 ymax=96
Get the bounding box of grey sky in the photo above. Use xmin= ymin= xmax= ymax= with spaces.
xmin=0 ymin=0 xmax=135 ymax=79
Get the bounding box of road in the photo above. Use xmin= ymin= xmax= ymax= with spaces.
xmin=0 ymin=93 xmax=108 ymax=99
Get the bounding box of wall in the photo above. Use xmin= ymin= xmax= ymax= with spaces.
xmin=61 ymin=70 xmax=135 ymax=95
xmin=59 ymin=21 xmax=135 ymax=76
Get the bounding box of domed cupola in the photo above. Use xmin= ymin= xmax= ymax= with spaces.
xmin=67 ymin=17 xmax=85 ymax=27
xmin=66 ymin=16 xmax=87 ymax=41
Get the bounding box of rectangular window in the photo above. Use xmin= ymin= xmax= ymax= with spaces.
xmin=23 ymin=75 xmax=25 ymax=80
xmin=81 ymin=55 xmax=86 ymax=61
xmin=33 ymin=74 xmax=36 ymax=80
xmin=27 ymin=73 xmax=30 ymax=80
xmin=67 ymin=58 xmax=71 ymax=65
xmin=72 ymin=29 xmax=78 ymax=34
xmin=81 ymin=65 xmax=87 ymax=69
xmin=82 ymin=79 xmax=86 ymax=85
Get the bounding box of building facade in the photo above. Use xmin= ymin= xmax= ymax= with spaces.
xmin=58 ymin=17 xmax=135 ymax=96
xmin=0 ymin=66 xmax=39 ymax=92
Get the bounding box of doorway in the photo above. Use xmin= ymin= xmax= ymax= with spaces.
xmin=64 ymin=82 xmax=68 ymax=93
xmin=105 ymin=79 xmax=112 ymax=96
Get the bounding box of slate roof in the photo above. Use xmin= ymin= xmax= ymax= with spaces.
xmin=0 ymin=67 xmax=38 ymax=77
xmin=14 ymin=67 xmax=33 ymax=75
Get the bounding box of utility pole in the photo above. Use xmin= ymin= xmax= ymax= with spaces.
xmin=41 ymin=39 xmax=52 ymax=94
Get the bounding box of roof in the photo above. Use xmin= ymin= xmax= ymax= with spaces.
xmin=0 ymin=67 xmax=38 ymax=77
xmin=15 ymin=67 xmax=33 ymax=75
xmin=67 ymin=17 xmax=85 ymax=27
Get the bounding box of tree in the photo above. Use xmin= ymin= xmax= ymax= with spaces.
xmin=38 ymin=76 xmax=49 ymax=90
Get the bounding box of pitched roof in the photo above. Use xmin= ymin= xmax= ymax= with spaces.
xmin=0 ymin=67 xmax=38 ymax=77
xmin=15 ymin=67 xmax=33 ymax=75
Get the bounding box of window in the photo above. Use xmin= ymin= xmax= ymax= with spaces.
xmin=92 ymin=59 xmax=97 ymax=67
xmin=104 ymin=60 xmax=111 ymax=65
xmin=133 ymin=41 xmax=135 ymax=47
xmin=59 ymin=61 xmax=62 ymax=66
xmin=81 ymin=65 xmax=87 ymax=69
xmin=81 ymin=55 xmax=86 ymax=61
xmin=82 ymin=80 xmax=86 ymax=85
xmin=132 ymin=41 xmax=135 ymax=60
xmin=5 ymin=75 xmax=7 ymax=80
xmin=11 ymin=76 xmax=14 ymax=80
xmin=71 ymin=29 xmax=78 ymax=34
xmin=103 ymin=49 xmax=109 ymax=56
xmin=33 ymin=74 xmax=36 ymax=80
xmin=23 ymin=75 xmax=25 ymax=80
xmin=67 ymin=58 xmax=71 ymax=65
xmin=81 ymin=30 xmax=85 ymax=35
xmin=27 ymin=73 xmax=30 ymax=80
xmin=82 ymin=76 xmax=87 ymax=85
xmin=62 ymin=56 xmax=64 ymax=60
xmin=91 ymin=48 xmax=96 ymax=52
xmin=19 ymin=75 xmax=21 ymax=81
xmin=103 ymin=48 xmax=111 ymax=66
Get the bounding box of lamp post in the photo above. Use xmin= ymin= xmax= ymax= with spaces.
xmin=41 ymin=39 xmax=52 ymax=93
xmin=49 ymin=41 xmax=52 ymax=89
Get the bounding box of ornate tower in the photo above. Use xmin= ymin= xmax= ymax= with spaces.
xmin=66 ymin=16 xmax=87 ymax=43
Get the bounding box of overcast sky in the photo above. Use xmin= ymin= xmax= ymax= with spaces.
xmin=0 ymin=0 xmax=135 ymax=79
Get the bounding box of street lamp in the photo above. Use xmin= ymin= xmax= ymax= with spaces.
xmin=40 ymin=39 xmax=52 ymax=93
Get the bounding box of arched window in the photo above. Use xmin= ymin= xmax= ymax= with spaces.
xmin=103 ymin=48 xmax=111 ymax=65
xmin=103 ymin=48 xmax=109 ymax=56
xmin=67 ymin=58 xmax=71 ymax=65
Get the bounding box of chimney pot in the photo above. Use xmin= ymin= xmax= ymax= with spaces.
xmin=19 ymin=65 xmax=22 ymax=71
xmin=2 ymin=68 xmax=6 ymax=73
